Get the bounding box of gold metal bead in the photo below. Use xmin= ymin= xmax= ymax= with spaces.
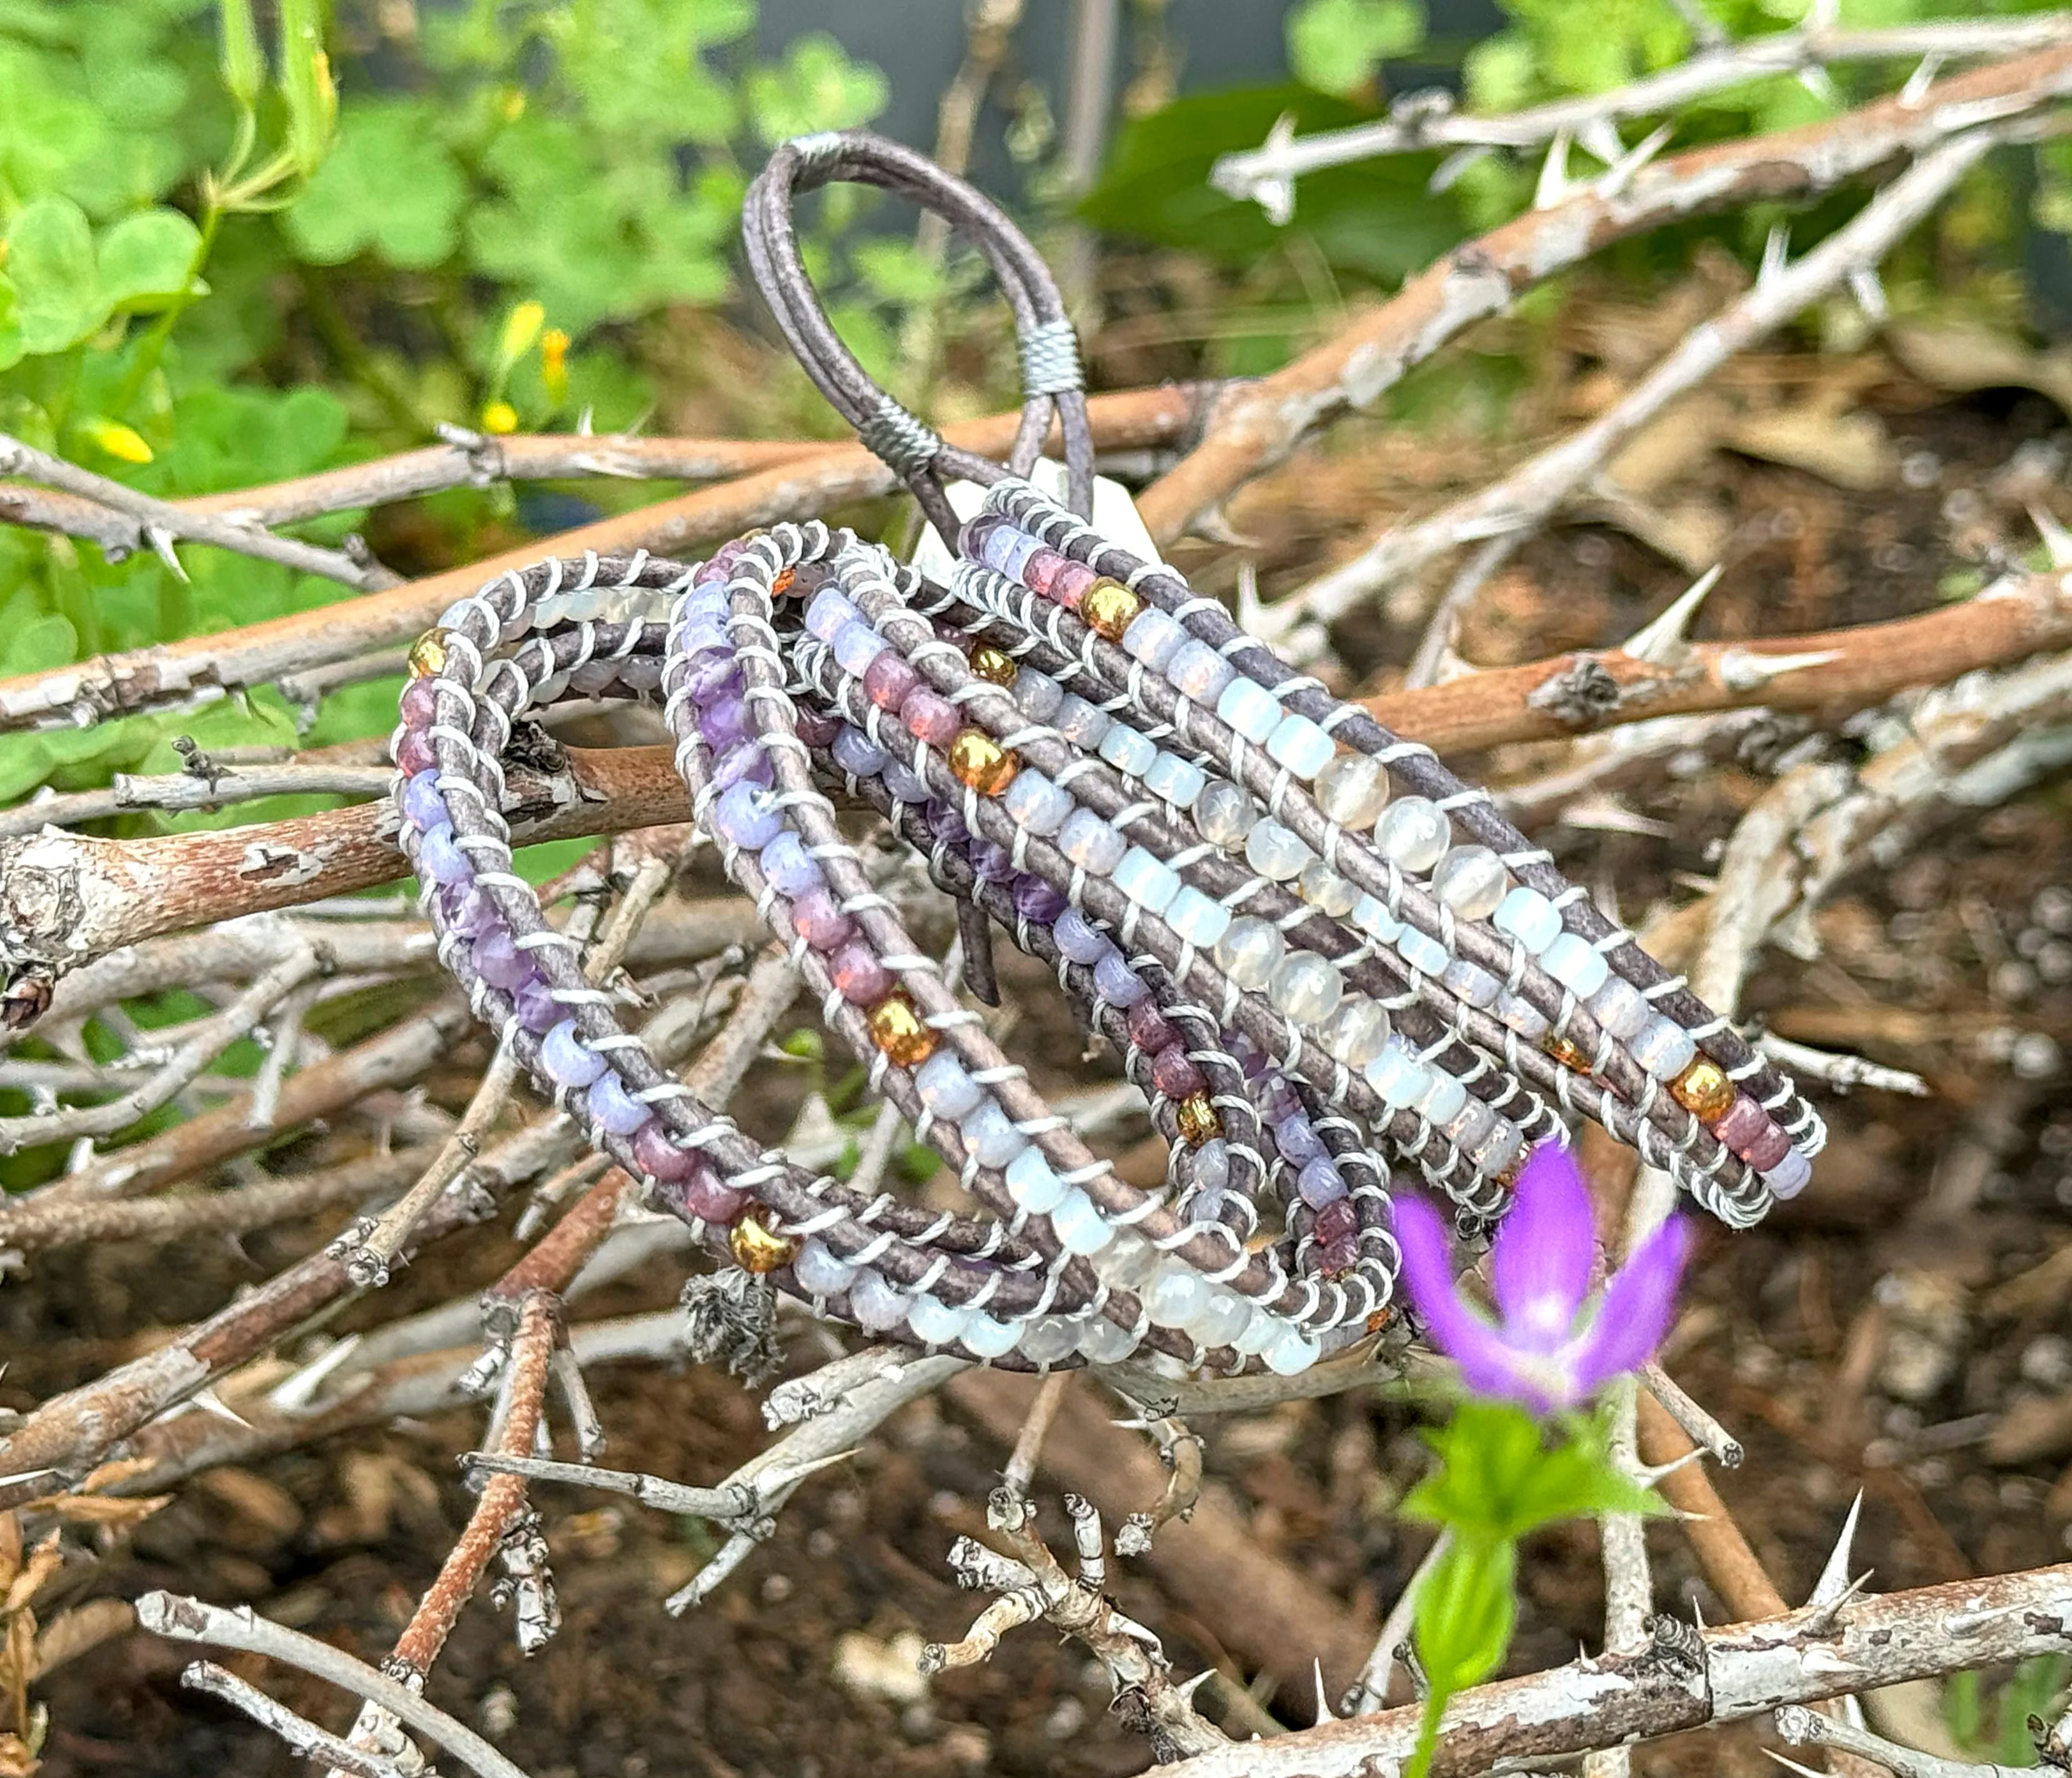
xmin=969 ymin=645 xmax=1018 ymax=687
xmin=729 ymin=1213 xmax=799 ymax=1275
xmin=867 ymin=992 xmax=938 ymax=1067
xmin=1668 ymin=1057 xmax=1736 ymax=1121
xmin=1081 ymin=577 xmax=1140 ymax=643
xmin=408 ymin=630 xmax=449 ymax=677
xmin=1544 ymin=1034 xmax=1591 ymax=1075
xmin=1174 ymin=1092 xmax=1221 ymax=1145
xmin=946 ymin=727 xmax=1018 ymax=795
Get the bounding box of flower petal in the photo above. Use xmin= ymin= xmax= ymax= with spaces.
xmin=1567 ymin=1216 xmax=1693 ymax=1399
xmin=1491 ymin=1140 xmax=1598 ymax=1352
xmin=1393 ymin=1195 xmax=1554 ymax=1414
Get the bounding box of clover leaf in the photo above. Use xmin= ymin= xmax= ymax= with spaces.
xmin=286 ymin=97 xmax=466 ymax=270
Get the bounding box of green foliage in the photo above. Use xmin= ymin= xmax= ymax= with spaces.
xmin=1288 ymin=0 xmax=1425 ymax=99
xmin=1946 ymin=1656 xmax=2068 ymax=1767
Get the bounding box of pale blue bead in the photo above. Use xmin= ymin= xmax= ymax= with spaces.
xmin=915 ymin=1052 xmax=983 ymax=1119
xmin=541 ymin=1019 xmax=606 ymax=1087
xmin=1541 ymin=931 xmax=1611 ymax=998
xmin=1144 ymin=751 xmax=1205 ymax=808
xmin=793 ymin=1237 xmax=858 ymax=1297
xmin=849 ymin=1269 xmax=908 ymax=1331
xmin=1351 ymin=894 xmax=1403 ymax=944
xmin=804 ymin=588 xmax=859 ymax=642
xmin=830 ymin=618 xmax=885 ymax=677
xmin=1054 ymin=909 xmax=1109 ymax=964
xmin=1165 ymin=886 xmax=1231 ymax=949
xmin=1398 ymin=928 xmax=1449 ymax=978
xmin=761 ymin=831 xmax=821 ymax=897
xmin=962 ymin=1101 xmax=1029 ymax=1168
xmin=1365 ymin=1043 xmax=1425 ymax=1108
xmin=1058 ymin=809 xmax=1127 ymax=873
xmin=1053 ymin=694 xmax=1110 ymax=748
xmin=1418 ymin=1071 xmax=1468 ymax=1124
xmin=1264 ymin=713 xmax=1334 ymax=779
xmin=417 ymin=821 xmax=472 ymax=886
xmin=1587 ymin=975 xmax=1651 ymax=1041
xmin=1471 ymin=1122 xmax=1525 ymax=1177
xmin=997 ymin=529 xmax=1044 ymax=578
xmin=587 ymin=1070 xmax=650 ymax=1136
xmin=1263 ymin=1326 xmax=1320 ymax=1375
xmin=1113 ymin=846 xmax=1181 ymax=915
xmin=1098 ymin=724 xmax=1156 ymax=778
xmin=1000 ymin=768 xmax=1073 ymax=835
xmin=1497 ymin=990 xmax=1551 ymax=1042
xmin=1050 ymin=1188 xmax=1114 ymax=1253
xmin=908 ymin=1294 xmax=972 ymax=1345
xmin=1493 ymin=886 xmax=1562 ymax=954
xmin=1005 ymin=1146 xmax=1069 ymax=1213
xmin=1167 ymin=638 xmax=1235 ymax=704
xmin=1215 ymin=677 xmax=1280 ymax=744
xmin=1631 ymin=1014 xmax=1696 ymax=1080
xmin=962 ymin=1313 xmax=1020 ymax=1359
xmin=1122 ymin=607 xmax=1187 ymax=672
xmin=1015 ymin=670 xmax=1064 ymax=722
xmin=1763 ymin=1148 xmax=1812 ymax=1199
xmin=1441 ymin=957 xmax=1502 ymax=1009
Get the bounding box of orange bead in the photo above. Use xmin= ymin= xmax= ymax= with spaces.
xmin=1544 ymin=1034 xmax=1591 ymax=1075
xmin=1081 ymin=577 xmax=1140 ymax=643
xmin=1668 ymin=1057 xmax=1735 ymax=1121
xmin=868 ymin=992 xmax=938 ymax=1067
xmin=947 ymin=728 xmax=1018 ymax=795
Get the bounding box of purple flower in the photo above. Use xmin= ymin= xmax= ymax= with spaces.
xmin=1393 ymin=1141 xmax=1691 ymax=1415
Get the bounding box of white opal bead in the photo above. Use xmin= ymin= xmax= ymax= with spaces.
xmin=1053 ymin=693 xmax=1110 ymax=748
xmin=1193 ymin=779 xmax=1258 ymax=846
xmin=1631 ymin=1014 xmax=1696 ymax=1081
xmin=1234 ymin=1312 xmax=1278 ymax=1355
xmin=1166 ymin=885 xmax=1233 ymax=949
xmin=1320 ymin=995 xmax=1392 ymax=1067
xmin=1058 ymin=808 xmax=1127 ymax=873
xmin=1000 ymin=768 xmax=1073 ymax=836
xmin=1298 ymin=861 xmax=1358 ymax=917
xmin=1432 ymin=845 xmax=1508 ymax=921
xmin=1144 ymin=1265 xmax=1209 ymax=1330
xmin=915 ymin=1052 xmax=983 ymax=1119
xmin=1192 ymin=1138 xmax=1231 ymax=1192
xmin=1444 ymin=1096 xmax=1497 ymax=1148
xmin=1244 ymin=820 xmax=1311 ymax=881
xmin=1099 ymin=723 xmax=1157 ymax=778
xmin=1122 ymin=607 xmax=1187 ymax=672
xmin=1099 ymin=1231 xmax=1163 ymax=1293
xmin=1269 ymin=951 xmax=1342 ymax=1022
xmin=1215 ymin=917 xmax=1285 ymax=990
xmin=1351 ymin=894 xmax=1403 ymax=943
xmin=1493 ymin=885 xmax=1562 ymax=953
xmin=1265 ymin=713 xmax=1334 ymax=779
xmin=792 ymin=1237 xmax=858 ymax=1298
xmin=1541 ymin=932 xmax=1611 ymax=998
xmin=1496 ymin=990 xmax=1551 ymax=1042
xmin=1005 ymin=1146 xmax=1069 ymax=1213
xmin=908 ymin=1294 xmax=972 ymax=1345
xmin=1470 ymin=1121 xmax=1524 ymax=1176
xmin=1077 ymin=1313 xmax=1139 ymax=1362
xmin=1145 ymin=751 xmax=1206 ymax=808
xmin=962 ymin=1313 xmax=1021 ymax=1359
xmin=1015 ymin=669 xmax=1064 ymax=722
xmin=1114 ymin=846 xmax=1182 ymax=915
xmin=962 ymin=1101 xmax=1028 ymax=1168
xmin=1762 ymin=1148 xmax=1812 ymax=1199
xmin=848 ymin=1268 xmax=908 ymax=1331
xmin=1168 ymin=639 xmax=1236 ymax=704
xmin=1314 ymin=752 xmax=1389 ymax=827
xmin=1195 ymin=1291 xmax=1255 ymax=1347
xmin=1018 ymin=1315 xmax=1082 ymax=1364
xmin=1586 ymin=975 xmax=1651 ymax=1042
xmin=1418 ymin=1071 xmax=1468 ymax=1124
xmin=1398 ymin=928 xmax=1449 ymax=978
xmin=1375 ymin=796 xmax=1450 ymax=871
xmin=1440 ymin=957 xmax=1502 ymax=1009
xmin=1263 ymin=1325 xmax=1320 ymax=1375
xmin=1215 ymin=677 xmax=1281 ymax=744
xmin=1365 ymin=1042 xmax=1426 ymax=1108
xmin=1050 ymin=1188 xmax=1114 ymax=1253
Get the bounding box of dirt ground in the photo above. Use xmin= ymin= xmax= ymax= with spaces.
xmin=13 ymin=345 xmax=2072 ymax=1775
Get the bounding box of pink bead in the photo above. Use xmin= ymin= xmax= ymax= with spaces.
xmin=1741 ymin=1117 xmax=1793 ymax=1173
xmin=672 ymin=1161 xmax=747 ymax=1225
xmin=863 ymin=652 xmax=921 ymax=712
xmin=789 ymin=886 xmax=857 ymax=950
xmin=401 ymin=677 xmax=440 ymax=727
xmin=1023 ymin=548 xmax=1069 ymax=596
xmin=901 ymin=687 xmax=961 ymax=748
xmin=829 ymin=940 xmax=892 ymax=1005
xmin=1049 ymin=560 xmax=1097 ymax=611
xmin=1313 ymin=1198 xmax=1357 ymax=1245
xmin=1150 ymin=1045 xmax=1206 ymax=1101
xmin=394 ymin=727 xmax=436 ymax=775
xmin=1125 ymin=1001 xmax=1176 ymax=1055
xmin=632 ymin=1121 xmax=700 ymax=1182
xmin=1714 ymin=1094 xmax=1770 ymax=1159
xmin=1320 ymin=1234 xmax=1362 ymax=1274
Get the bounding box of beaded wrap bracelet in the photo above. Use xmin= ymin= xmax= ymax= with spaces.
xmin=387 ymin=130 xmax=1820 ymax=1380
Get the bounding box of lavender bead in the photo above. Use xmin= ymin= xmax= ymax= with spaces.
xmin=1296 ymin=1156 xmax=1349 ymax=1208
xmin=805 ymin=587 xmax=861 ymax=642
xmin=1275 ymin=1116 xmax=1324 ymax=1165
xmin=401 ymin=770 xmax=446 ymax=830
xmin=587 ymin=1070 xmax=651 ymax=1136
xmin=831 ymin=727 xmax=887 ymax=777
xmin=1054 ymin=909 xmax=1108 ymax=965
xmin=416 ymin=821 xmax=473 ymax=886
xmin=925 ymin=799 xmax=970 ymax=846
xmin=830 ymin=619 xmax=885 ymax=677
xmin=883 ymin=759 xmax=928 ymax=803
xmin=971 ymin=841 xmax=1015 ymax=883
xmin=761 ymin=831 xmax=821 ymax=896
xmin=713 ymin=781 xmax=784 ymax=850
xmin=1092 ymin=951 xmax=1148 ymax=1006
xmin=541 ymin=1019 xmax=607 ymax=1087
xmin=712 ymin=743 xmax=774 ymax=791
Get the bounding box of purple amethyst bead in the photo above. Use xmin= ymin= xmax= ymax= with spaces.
xmin=1275 ymin=1115 xmax=1324 ymax=1165
xmin=513 ymin=977 xmax=560 ymax=1032
xmin=883 ymin=760 xmax=928 ymax=804
xmin=438 ymin=882 xmax=495 ymax=938
xmin=712 ymin=743 xmax=774 ymax=791
xmin=970 ymin=840 xmax=1016 ymax=884
xmin=416 ymin=821 xmax=473 ymax=886
xmin=401 ymin=769 xmax=446 ymax=831
xmin=541 ymin=1018 xmax=607 ymax=1087
xmin=1014 ymin=876 xmax=1067 ymax=923
xmin=925 ymin=799 xmax=969 ymax=847
xmin=701 ymin=694 xmax=753 ymax=750
xmin=587 ymin=1069 xmax=650 ymax=1136
xmin=475 ymin=927 xmax=536 ymax=991
xmin=712 ymin=781 xmax=784 ymax=850
xmin=685 ymin=655 xmax=741 ymax=702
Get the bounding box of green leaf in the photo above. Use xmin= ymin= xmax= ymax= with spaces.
xmin=285 ymin=98 xmax=466 ymax=270
xmin=277 ymin=0 xmax=336 ymax=179
xmin=745 ymin=33 xmax=888 ymax=147
xmin=1403 ymin=1400 xmax=1664 ymax=1542
xmin=96 ymin=207 xmax=202 ymax=311
xmin=7 ymin=194 xmax=105 ymax=355
xmin=218 ymin=0 xmax=263 ymax=108
xmin=1288 ymin=0 xmax=1425 ymax=98
xmin=0 ymin=274 xmax=22 ymax=372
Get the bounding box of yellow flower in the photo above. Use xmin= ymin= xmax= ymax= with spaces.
xmin=498 ymin=301 xmax=545 ymax=370
xmin=481 ymin=399 xmax=519 ymax=436
xmin=541 ymin=327 xmax=570 ymax=408
xmin=78 ymin=418 xmax=153 ymax=464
